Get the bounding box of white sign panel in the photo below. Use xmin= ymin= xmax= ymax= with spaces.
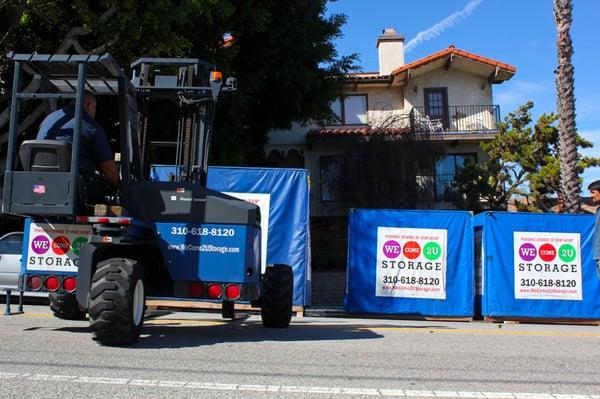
xmin=513 ymin=231 xmax=582 ymax=300
xmin=376 ymin=227 xmax=447 ymax=299
xmin=26 ymin=223 xmax=92 ymax=272
xmin=224 ymin=192 xmax=271 ymax=273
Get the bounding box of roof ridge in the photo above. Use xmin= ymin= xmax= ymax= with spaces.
xmin=392 ymin=45 xmax=516 ymax=75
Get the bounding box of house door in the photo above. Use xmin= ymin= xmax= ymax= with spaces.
xmin=424 ymin=88 xmax=449 ymax=129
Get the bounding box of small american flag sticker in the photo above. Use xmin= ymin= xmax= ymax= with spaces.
xmin=33 ymin=184 xmax=46 ymax=195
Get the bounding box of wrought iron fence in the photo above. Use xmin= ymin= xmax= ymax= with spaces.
xmin=416 ymin=173 xmax=458 ymax=203
xmin=410 ymin=105 xmax=500 ymax=133
xmin=434 ymin=173 xmax=458 ymax=202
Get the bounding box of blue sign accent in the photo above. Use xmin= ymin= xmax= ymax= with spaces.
xmin=345 ymin=209 xmax=474 ymax=317
xmin=154 ymin=223 xmax=260 ymax=283
xmin=473 ymin=211 xmax=600 ymax=319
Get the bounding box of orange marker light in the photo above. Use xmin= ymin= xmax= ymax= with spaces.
xmin=210 ymin=71 xmax=223 ymax=82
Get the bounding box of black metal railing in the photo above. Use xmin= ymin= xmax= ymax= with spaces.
xmin=410 ymin=105 xmax=500 ymax=133
xmin=415 ymin=173 xmax=459 ymax=203
xmin=434 ymin=173 xmax=458 ymax=202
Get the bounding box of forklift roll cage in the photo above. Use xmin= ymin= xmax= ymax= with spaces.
xmin=2 ymin=52 xmax=226 ymax=217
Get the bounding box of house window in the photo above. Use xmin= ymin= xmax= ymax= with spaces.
xmin=331 ymin=95 xmax=368 ymax=125
xmin=424 ymin=88 xmax=449 ymax=129
xmin=320 ymin=156 xmax=346 ymax=202
xmin=435 ymin=153 xmax=476 ymax=202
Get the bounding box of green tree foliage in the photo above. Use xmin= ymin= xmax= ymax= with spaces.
xmin=453 ymin=102 xmax=600 ymax=212
xmin=0 ymin=0 xmax=356 ymax=163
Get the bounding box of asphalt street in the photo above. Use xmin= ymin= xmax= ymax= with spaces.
xmin=1 ymin=304 xmax=599 ymax=398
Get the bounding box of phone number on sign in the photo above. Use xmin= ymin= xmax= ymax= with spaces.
xmin=170 ymin=227 xmax=235 ymax=237
xmin=382 ymin=276 xmax=440 ymax=285
xmin=520 ymin=278 xmax=577 ymax=288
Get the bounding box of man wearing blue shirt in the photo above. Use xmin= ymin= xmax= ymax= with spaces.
xmin=37 ymin=92 xmax=119 ymax=203
xmin=588 ymin=180 xmax=600 ymax=279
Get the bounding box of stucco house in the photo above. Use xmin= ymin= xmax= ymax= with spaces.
xmin=265 ymin=28 xmax=516 ymax=218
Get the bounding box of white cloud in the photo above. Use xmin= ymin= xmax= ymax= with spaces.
xmin=405 ymin=0 xmax=483 ymax=52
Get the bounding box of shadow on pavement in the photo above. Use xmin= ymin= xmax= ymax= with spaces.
xmin=39 ymin=315 xmax=457 ymax=349
xmin=18 ymin=307 xmax=458 ymax=348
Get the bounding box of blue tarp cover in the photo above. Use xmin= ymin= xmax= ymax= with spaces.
xmin=150 ymin=165 xmax=311 ymax=306
xmin=473 ymin=211 xmax=600 ymax=319
xmin=345 ymin=209 xmax=474 ymax=316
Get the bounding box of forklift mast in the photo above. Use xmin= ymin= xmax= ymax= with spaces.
xmin=131 ymin=58 xmax=228 ymax=186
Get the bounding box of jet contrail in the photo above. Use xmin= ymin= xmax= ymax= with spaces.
xmin=404 ymin=0 xmax=484 ymax=52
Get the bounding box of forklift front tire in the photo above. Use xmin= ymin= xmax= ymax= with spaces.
xmin=88 ymin=258 xmax=146 ymax=346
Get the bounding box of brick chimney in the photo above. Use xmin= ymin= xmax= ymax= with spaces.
xmin=376 ymin=28 xmax=405 ymax=75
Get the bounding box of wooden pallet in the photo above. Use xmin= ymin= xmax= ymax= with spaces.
xmin=146 ymin=299 xmax=304 ymax=318
xmin=317 ymin=312 xmax=473 ymax=322
xmin=484 ymin=316 xmax=600 ymax=326
xmin=423 ymin=316 xmax=473 ymax=322
xmin=89 ymin=204 xmax=124 ymax=216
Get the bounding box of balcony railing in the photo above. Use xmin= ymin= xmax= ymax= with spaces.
xmin=410 ymin=105 xmax=501 ymax=133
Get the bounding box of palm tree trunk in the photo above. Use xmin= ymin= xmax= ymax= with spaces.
xmin=554 ymin=0 xmax=580 ymax=213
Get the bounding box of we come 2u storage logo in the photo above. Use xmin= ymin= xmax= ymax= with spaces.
xmin=26 ymin=222 xmax=92 ymax=272
xmin=376 ymin=227 xmax=447 ymax=299
xmin=513 ymin=231 xmax=582 ymax=300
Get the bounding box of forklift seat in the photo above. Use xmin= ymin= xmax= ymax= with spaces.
xmin=18 ymin=140 xmax=71 ymax=172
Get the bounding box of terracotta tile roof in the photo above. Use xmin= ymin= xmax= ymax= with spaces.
xmin=392 ymin=45 xmax=516 ymax=76
xmin=308 ymin=126 xmax=411 ymax=137
xmin=344 ymin=72 xmax=393 ymax=83
xmin=349 ymin=72 xmax=380 ymax=77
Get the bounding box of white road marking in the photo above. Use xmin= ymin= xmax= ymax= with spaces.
xmin=0 ymin=372 xmax=597 ymax=398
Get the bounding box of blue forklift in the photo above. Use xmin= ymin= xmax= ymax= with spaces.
xmin=1 ymin=53 xmax=293 ymax=345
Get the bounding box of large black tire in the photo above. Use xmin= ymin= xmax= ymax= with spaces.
xmin=49 ymin=293 xmax=87 ymax=320
xmin=88 ymin=258 xmax=145 ymax=346
xmin=260 ymin=264 xmax=293 ymax=328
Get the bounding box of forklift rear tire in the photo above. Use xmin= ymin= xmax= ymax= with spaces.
xmin=49 ymin=293 xmax=87 ymax=320
xmin=88 ymin=258 xmax=145 ymax=346
xmin=260 ymin=264 xmax=293 ymax=328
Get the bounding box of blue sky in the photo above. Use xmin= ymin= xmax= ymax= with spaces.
xmin=326 ymin=0 xmax=599 ymax=190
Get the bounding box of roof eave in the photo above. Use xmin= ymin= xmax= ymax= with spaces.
xmin=391 ymin=46 xmax=517 ymax=82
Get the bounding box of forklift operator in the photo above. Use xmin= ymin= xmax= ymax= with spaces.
xmin=36 ymin=92 xmax=119 ymax=203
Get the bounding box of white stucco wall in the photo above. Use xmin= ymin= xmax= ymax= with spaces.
xmin=268 ymin=122 xmax=314 ymax=145
xmin=402 ymin=68 xmax=496 ymax=131
xmin=345 ymin=85 xmax=406 ymax=128
xmin=378 ymin=40 xmax=405 ymax=75
xmin=404 ymin=68 xmax=493 ymax=108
